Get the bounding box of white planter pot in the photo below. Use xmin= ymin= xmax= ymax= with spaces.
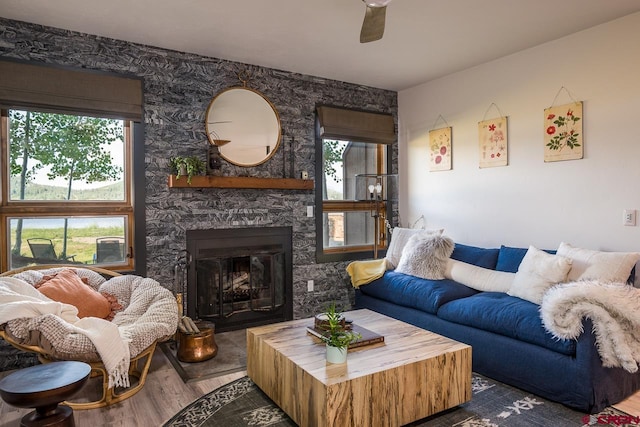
xmin=326 ymin=344 xmax=347 ymax=364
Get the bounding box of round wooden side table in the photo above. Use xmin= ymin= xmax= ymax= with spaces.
xmin=0 ymin=361 xmax=91 ymax=427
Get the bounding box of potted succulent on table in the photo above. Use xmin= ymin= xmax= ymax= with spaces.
xmin=317 ymin=303 xmax=361 ymax=364
xmin=169 ymin=156 xmax=206 ymax=185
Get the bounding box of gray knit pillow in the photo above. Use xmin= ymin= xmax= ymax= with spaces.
xmin=395 ymin=233 xmax=455 ymax=279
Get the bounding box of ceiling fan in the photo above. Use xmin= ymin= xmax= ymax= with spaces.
xmin=360 ymin=0 xmax=394 ymax=43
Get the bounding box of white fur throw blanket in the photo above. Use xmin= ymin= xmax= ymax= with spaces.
xmin=0 ymin=277 xmax=130 ymax=388
xmin=540 ymin=280 xmax=640 ymax=373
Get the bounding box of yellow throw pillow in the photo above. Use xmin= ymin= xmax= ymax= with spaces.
xmin=35 ymin=269 xmax=111 ymax=319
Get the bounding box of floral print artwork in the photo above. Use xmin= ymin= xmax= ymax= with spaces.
xmin=429 ymin=127 xmax=452 ymax=171
xmin=544 ymin=101 xmax=583 ymax=162
xmin=479 ymin=117 xmax=508 ymax=168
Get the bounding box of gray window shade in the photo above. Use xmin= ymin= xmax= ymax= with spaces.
xmin=0 ymin=60 xmax=143 ymax=121
xmin=317 ymin=106 xmax=395 ymax=144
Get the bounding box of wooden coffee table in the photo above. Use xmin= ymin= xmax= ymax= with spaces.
xmin=247 ymin=309 xmax=471 ymax=427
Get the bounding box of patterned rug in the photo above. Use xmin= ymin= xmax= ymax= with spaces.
xmin=163 ymin=374 xmax=632 ymax=427
xmin=0 ymin=339 xmax=39 ymax=372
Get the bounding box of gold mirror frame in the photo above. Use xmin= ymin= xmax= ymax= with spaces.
xmin=205 ymin=86 xmax=281 ymax=167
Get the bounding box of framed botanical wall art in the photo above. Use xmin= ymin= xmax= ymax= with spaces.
xmin=544 ymin=101 xmax=583 ymax=162
xmin=478 ymin=117 xmax=508 ymax=168
xmin=429 ymin=127 xmax=452 ymax=171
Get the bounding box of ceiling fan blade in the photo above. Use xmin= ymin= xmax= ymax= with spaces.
xmin=360 ymin=5 xmax=387 ymax=43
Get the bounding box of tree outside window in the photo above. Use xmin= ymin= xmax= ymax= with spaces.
xmin=2 ymin=109 xmax=132 ymax=270
xmin=319 ymin=138 xmax=387 ymax=260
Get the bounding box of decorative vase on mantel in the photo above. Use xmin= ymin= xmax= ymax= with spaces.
xmin=207 ymin=140 xmax=229 ymax=176
xmin=169 ymin=155 xmax=206 ymax=185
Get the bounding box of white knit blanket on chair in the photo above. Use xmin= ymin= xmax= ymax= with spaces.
xmin=540 ymin=280 xmax=640 ymax=373
xmin=0 ymin=277 xmax=131 ymax=388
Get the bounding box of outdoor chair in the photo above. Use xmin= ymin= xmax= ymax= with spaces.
xmin=95 ymin=237 xmax=125 ymax=263
xmin=27 ymin=238 xmax=75 ymax=262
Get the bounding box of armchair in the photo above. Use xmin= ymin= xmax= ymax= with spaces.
xmin=0 ymin=265 xmax=179 ymax=409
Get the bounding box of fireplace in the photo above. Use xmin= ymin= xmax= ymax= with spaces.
xmin=186 ymin=227 xmax=293 ymax=332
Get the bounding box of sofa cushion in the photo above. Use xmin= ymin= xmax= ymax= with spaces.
xmin=395 ymin=233 xmax=454 ymax=280
xmin=444 ymin=259 xmax=514 ymax=292
xmin=508 ymin=246 xmax=572 ymax=304
xmin=496 ymin=245 xmax=557 ymax=273
xmin=385 ymin=227 xmax=443 ymax=269
xmin=557 ymin=242 xmax=640 ymax=283
xmin=359 ymin=271 xmax=479 ymax=314
xmin=437 ymin=292 xmax=576 ymax=355
xmin=451 ymin=243 xmax=499 ymax=269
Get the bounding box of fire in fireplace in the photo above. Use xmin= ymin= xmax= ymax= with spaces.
xmin=186 ymin=227 xmax=293 ymax=332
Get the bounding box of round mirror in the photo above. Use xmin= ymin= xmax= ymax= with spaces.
xmin=205 ymin=87 xmax=281 ymax=167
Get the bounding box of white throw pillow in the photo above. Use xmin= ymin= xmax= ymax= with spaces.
xmin=385 ymin=227 xmax=443 ymax=269
xmin=444 ymin=259 xmax=515 ymax=292
xmin=508 ymin=246 xmax=572 ymax=304
xmin=557 ymin=242 xmax=640 ymax=283
xmin=395 ymin=233 xmax=454 ymax=280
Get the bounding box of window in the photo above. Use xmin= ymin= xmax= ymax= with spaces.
xmin=1 ymin=109 xmax=134 ymax=270
xmin=315 ymin=106 xmax=395 ymax=262
xmin=0 ymin=59 xmax=143 ymax=272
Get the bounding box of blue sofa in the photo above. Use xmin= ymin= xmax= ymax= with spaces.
xmin=354 ymin=243 xmax=640 ymax=413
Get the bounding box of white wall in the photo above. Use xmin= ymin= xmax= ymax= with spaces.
xmin=398 ymin=12 xmax=640 ymax=252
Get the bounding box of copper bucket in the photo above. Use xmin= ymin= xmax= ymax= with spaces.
xmin=177 ymin=327 xmax=218 ymax=362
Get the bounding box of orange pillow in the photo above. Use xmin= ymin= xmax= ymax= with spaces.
xmin=35 ymin=269 xmax=111 ymax=319
xmin=101 ymin=292 xmax=123 ymax=321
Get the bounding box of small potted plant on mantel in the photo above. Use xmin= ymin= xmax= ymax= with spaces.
xmin=169 ymin=156 xmax=206 ymax=185
xmin=317 ymin=303 xmax=361 ymax=364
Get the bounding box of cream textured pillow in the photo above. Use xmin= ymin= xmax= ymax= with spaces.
xmin=385 ymin=227 xmax=443 ymax=269
xmin=444 ymin=259 xmax=515 ymax=292
xmin=395 ymin=233 xmax=454 ymax=279
xmin=557 ymin=242 xmax=640 ymax=283
xmin=508 ymin=246 xmax=572 ymax=304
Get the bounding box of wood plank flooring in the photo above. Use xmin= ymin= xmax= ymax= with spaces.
xmin=614 ymin=391 xmax=640 ymax=417
xmin=1 ymin=347 xmax=640 ymax=426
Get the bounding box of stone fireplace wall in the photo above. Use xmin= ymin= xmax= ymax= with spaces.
xmin=0 ymin=18 xmax=398 ymax=318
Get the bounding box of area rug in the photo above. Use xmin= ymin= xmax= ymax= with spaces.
xmin=160 ymin=328 xmax=247 ymax=383
xmin=163 ymin=374 xmax=632 ymax=427
xmin=0 ymin=339 xmax=39 ymax=372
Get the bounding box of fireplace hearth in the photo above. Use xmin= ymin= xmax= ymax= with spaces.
xmin=186 ymin=227 xmax=293 ymax=332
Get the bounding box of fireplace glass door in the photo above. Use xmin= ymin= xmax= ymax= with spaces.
xmin=195 ymin=248 xmax=285 ymax=320
xmin=187 ymin=226 xmax=293 ymax=332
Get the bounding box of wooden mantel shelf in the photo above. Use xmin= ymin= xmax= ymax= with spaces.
xmin=168 ymin=175 xmax=314 ymax=190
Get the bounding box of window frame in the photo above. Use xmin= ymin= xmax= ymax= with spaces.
xmin=315 ymin=137 xmax=393 ymax=263
xmin=0 ymin=107 xmax=139 ymax=272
